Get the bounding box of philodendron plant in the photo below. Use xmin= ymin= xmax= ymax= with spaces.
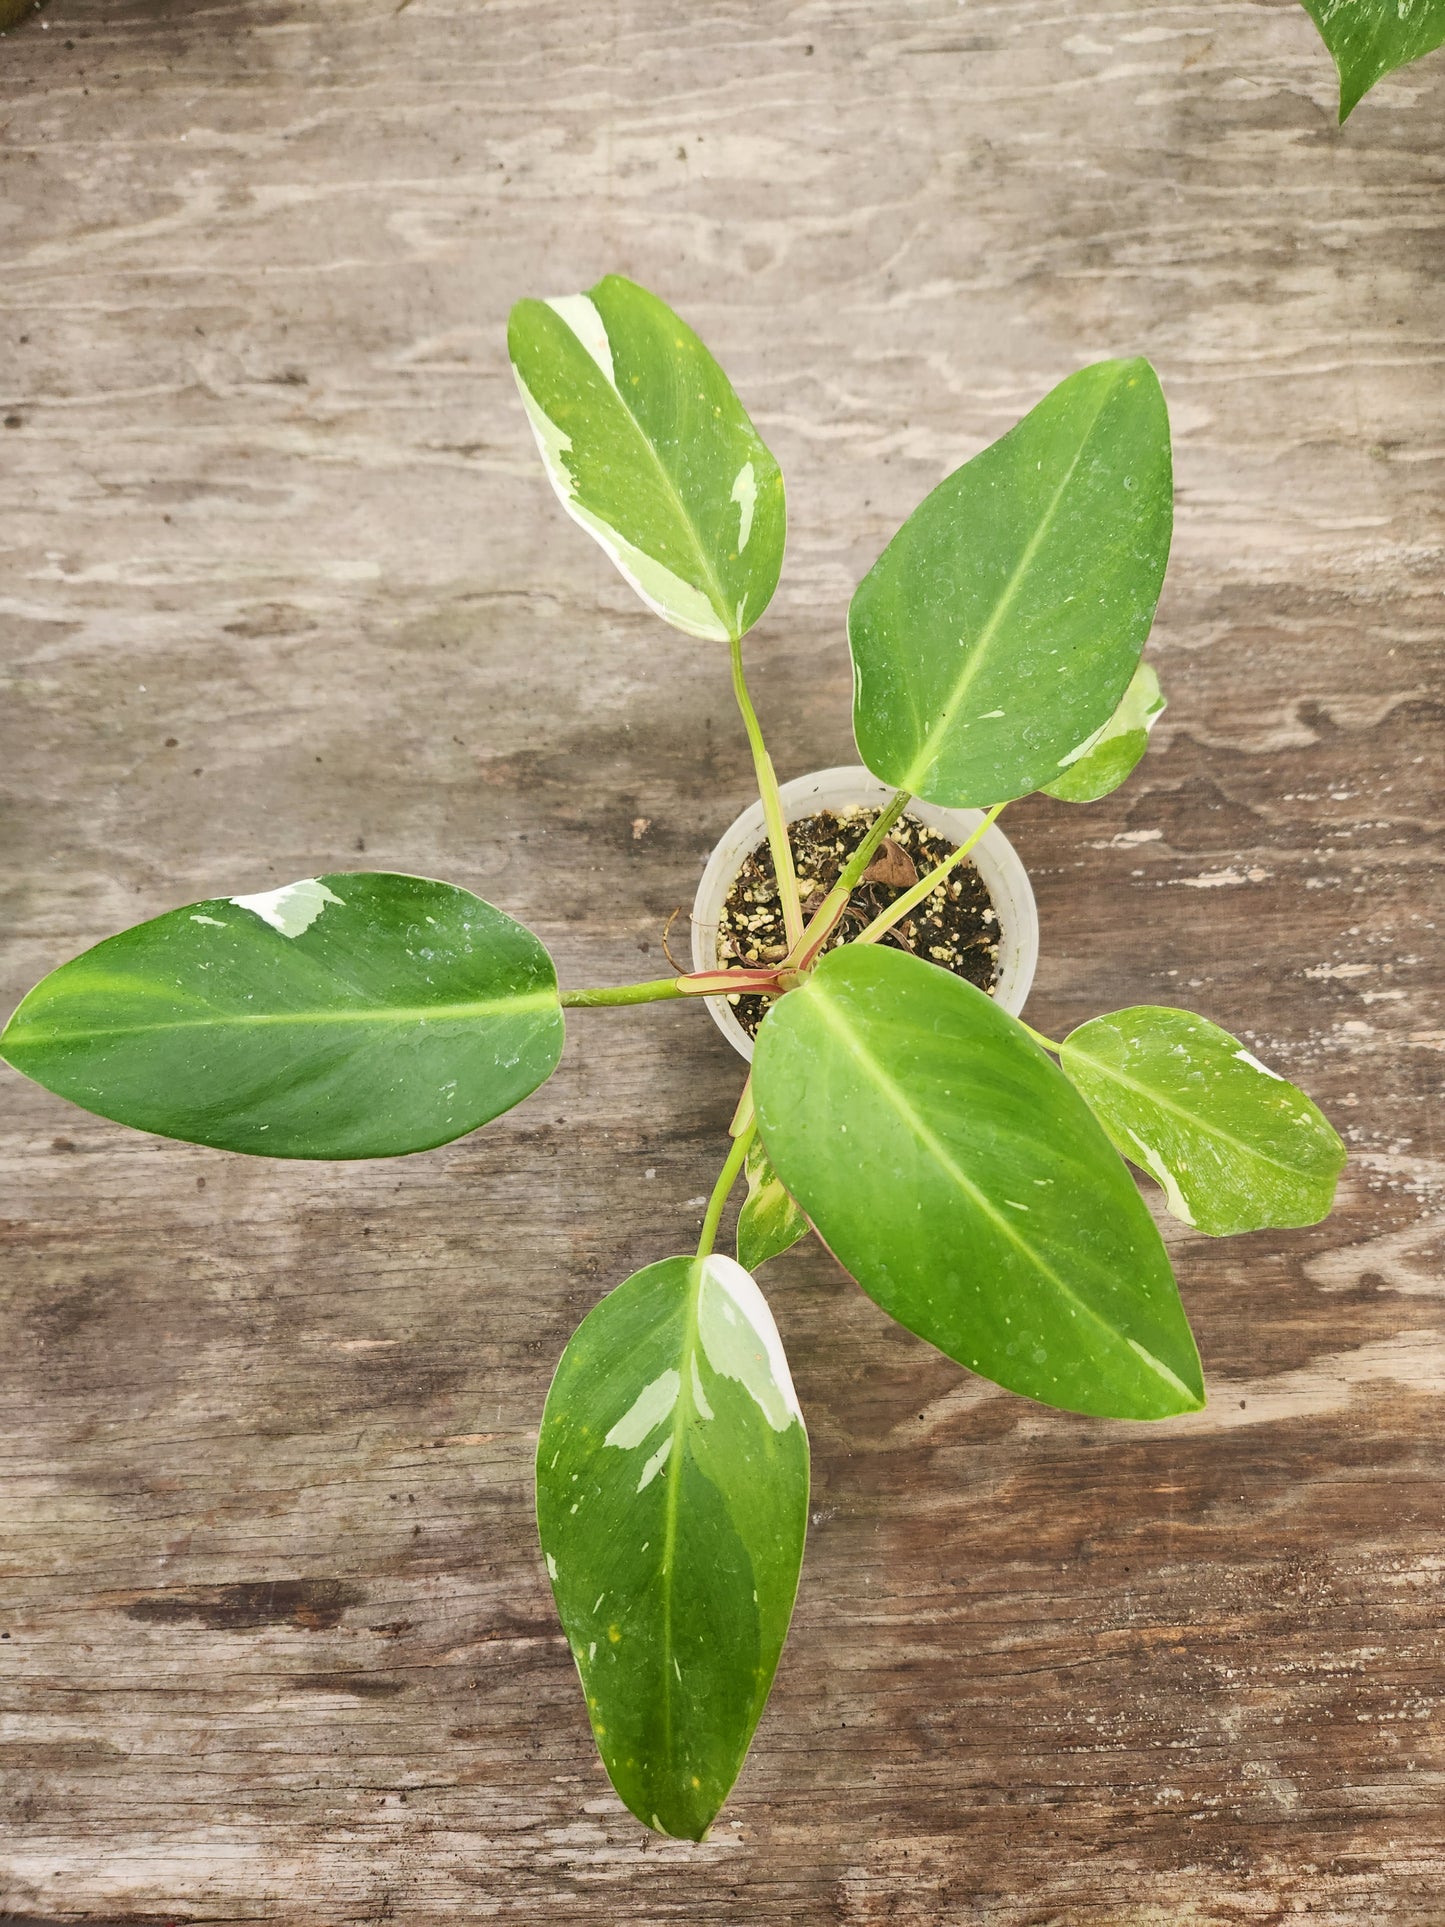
xmin=1 ymin=276 xmax=1345 ymax=1840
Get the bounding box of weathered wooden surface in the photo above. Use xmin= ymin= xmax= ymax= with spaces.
xmin=1 ymin=0 xmax=1442 ymax=1919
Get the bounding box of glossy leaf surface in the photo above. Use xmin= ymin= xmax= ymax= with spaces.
xmin=752 ymin=946 xmax=1202 ymax=1419
xmin=509 ymin=274 xmax=785 ymax=642
xmin=1301 ymin=0 xmax=1445 ymax=118
xmin=737 ymin=1135 xmax=811 ymax=1271
xmin=1060 ymin=1007 xmax=1346 ymax=1237
xmin=0 ymin=873 xmax=563 ymax=1158
xmin=1043 ymin=661 xmax=1166 ymax=804
xmin=537 ymin=1254 xmax=808 ymax=1839
xmin=849 ymin=358 xmax=1172 ymax=808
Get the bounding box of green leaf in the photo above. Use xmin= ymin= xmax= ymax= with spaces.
xmin=508 ymin=275 xmax=785 ymax=642
xmin=849 ymin=358 xmax=1173 ymax=809
xmin=752 ymin=946 xmax=1202 ymax=1420
xmin=0 ymin=873 xmax=563 ymax=1158
xmin=1042 ymin=661 xmax=1166 ymax=804
xmin=537 ymin=1253 xmax=808 ymax=1840
xmin=1059 ymin=1007 xmax=1346 ymax=1237
xmin=1300 ymin=0 xmax=1445 ymax=119
xmin=737 ymin=1135 xmax=811 ymax=1271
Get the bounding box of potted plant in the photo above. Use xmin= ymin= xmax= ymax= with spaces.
xmin=0 ymin=275 xmax=1345 ymax=1843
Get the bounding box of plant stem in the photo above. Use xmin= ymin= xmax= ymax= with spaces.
xmin=560 ymin=966 xmax=784 ymax=1008
xmin=786 ymin=787 xmax=911 ymax=967
xmin=697 ymin=1119 xmax=756 ymax=1258
xmin=1020 ymin=1020 xmax=1064 ymax=1053
xmin=560 ymin=978 xmax=689 ymax=1008
xmin=853 ymin=802 xmax=1007 ymax=947
xmin=728 ymin=633 xmax=805 ymax=952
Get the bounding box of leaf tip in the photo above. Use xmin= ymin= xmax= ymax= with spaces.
xmin=589 ymin=269 xmax=639 ymax=302
xmin=1333 ymin=52 xmax=1371 ymax=121
xmin=619 ymin=1785 xmax=722 ymax=1842
xmin=1126 ymin=1336 xmax=1205 ymax=1417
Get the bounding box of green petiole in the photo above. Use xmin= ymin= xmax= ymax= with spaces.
xmin=852 ymin=802 xmax=1007 ymax=948
xmin=561 ymin=966 xmax=784 ymax=1008
xmin=1020 ymin=1020 xmax=1064 ymax=1053
xmin=729 ymin=633 xmax=805 ymax=953
xmin=560 ymin=978 xmax=690 ymax=1008
xmin=787 ymin=788 xmax=911 ymax=967
xmin=697 ymin=1119 xmax=756 ymax=1257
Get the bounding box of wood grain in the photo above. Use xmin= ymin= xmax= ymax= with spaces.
xmin=1 ymin=0 xmax=1442 ymax=1920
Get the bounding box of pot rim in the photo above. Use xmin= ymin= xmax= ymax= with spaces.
xmin=690 ymin=765 xmax=1039 ymax=1062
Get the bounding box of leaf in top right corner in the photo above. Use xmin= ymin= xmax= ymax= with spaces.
xmin=848 ymin=357 xmax=1172 ymax=810
xmin=1299 ymin=0 xmax=1445 ymax=121
xmin=1059 ymin=1008 xmax=1347 ymax=1237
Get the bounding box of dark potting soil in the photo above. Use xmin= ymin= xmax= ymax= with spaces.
xmin=716 ymin=807 xmax=1001 ymax=1041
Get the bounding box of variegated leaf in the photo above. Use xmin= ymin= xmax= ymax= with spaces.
xmin=508 ymin=275 xmax=785 ymax=642
xmin=737 ymin=1136 xmax=811 ymax=1271
xmin=848 ymin=358 xmax=1173 ymax=809
xmin=0 ymin=874 xmax=563 ymax=1158
xmin=1060 ymin=1007 xmax=1347 ymax=1236
xmin=537 ymin=1253 xmax=808 ymax=1839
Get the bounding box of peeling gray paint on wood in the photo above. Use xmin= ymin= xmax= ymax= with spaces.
xmin=1 ymin=0 xmax=1442 ymax=1921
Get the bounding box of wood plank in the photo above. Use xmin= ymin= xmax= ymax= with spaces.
xmin=1 ymin=0 xmax=1441 ymax=1918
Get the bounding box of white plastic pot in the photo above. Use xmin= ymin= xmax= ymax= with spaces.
xmin=691 ymin=764 xmax=1039 ymax=1062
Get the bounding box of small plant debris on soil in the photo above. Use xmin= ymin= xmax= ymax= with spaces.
xmin=717 ymin=807 xmax=1000 ymax=1040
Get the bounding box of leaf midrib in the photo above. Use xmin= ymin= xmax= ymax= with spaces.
xmin=657 ymin=1260 xmax=705 ymax=1784
xmin=901 ymin=368 xmax=1122 ymax=792
xmin=3 ymin=990 xmax=559 ymax=1048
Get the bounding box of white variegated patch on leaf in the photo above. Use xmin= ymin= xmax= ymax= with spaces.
xmin=509 ymin=276 xmax=785 ymax=643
